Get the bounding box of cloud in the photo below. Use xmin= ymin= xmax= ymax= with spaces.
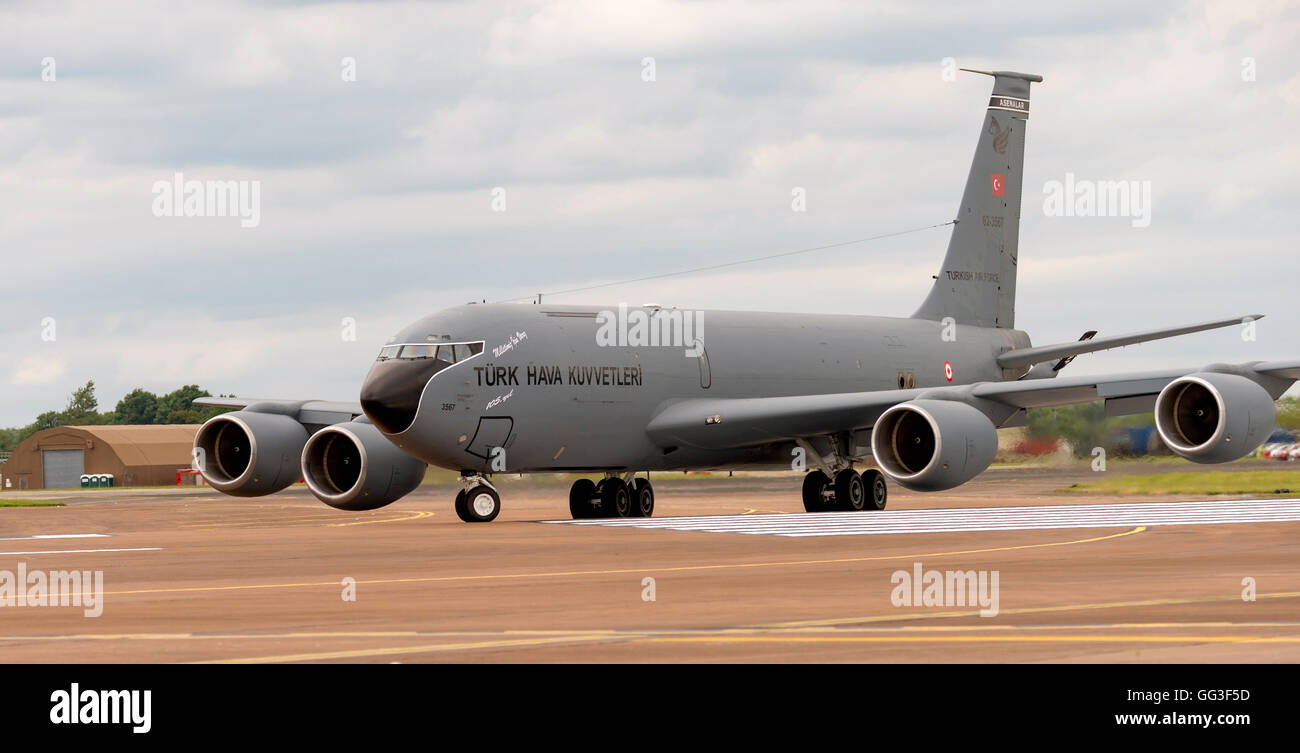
xmin=0 ymin=0 xmax=1296 ymax=425
xmin=11 ymin=356 xmax=67 ymax=387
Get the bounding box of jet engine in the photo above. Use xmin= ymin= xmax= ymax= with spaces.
xmin=301 ymin=420 xmax=427 ymax=511
xmin=193 ymin=410 xmax=309 ymax=496
xmin=870 ymin=399 xmax=998 ymax=491
xmin=1154 ymin=372 xmax=1276 ymax=464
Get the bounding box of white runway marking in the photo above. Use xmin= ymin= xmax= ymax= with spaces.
xmin=0 ymin=548 xmax=162 ymax=556
xmin=543 ymin=499 xmax=1300 ymax=537
xmin=0 ymin=534 xmax=109 ymax=541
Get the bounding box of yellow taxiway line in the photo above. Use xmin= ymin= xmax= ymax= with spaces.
xmin=191 ymin=633 xmax=631 ymax=664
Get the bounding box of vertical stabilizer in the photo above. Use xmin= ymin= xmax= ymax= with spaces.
xmin=913 ymin=69 xmax=1041 ymax=329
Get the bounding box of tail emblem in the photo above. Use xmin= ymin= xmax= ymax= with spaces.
xmin=989 ymin=116 xmax=1010 ymax=155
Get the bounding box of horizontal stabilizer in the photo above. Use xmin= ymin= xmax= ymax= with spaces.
xmin=996 ymin=315 xmax=1261 ymax=370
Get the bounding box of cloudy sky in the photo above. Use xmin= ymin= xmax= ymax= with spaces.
xmin=1 ymin=0 xmax=1297 ymax=426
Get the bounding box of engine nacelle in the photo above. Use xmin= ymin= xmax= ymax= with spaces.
xmin=870 ymin=399 xmax=998 ymax=492
xmin=301 ymin=420 xmax=427 ymax=511
xmin=1154 ymin=372 xmax=1276 ymax=464
xmin=194 ymin=411 xmax=309 ymax=496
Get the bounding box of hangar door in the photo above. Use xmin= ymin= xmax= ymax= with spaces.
xmin=42 ymin=449 xmax=85 ymax=489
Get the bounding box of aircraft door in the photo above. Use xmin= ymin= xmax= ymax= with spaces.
xmin=465 ymin=416 xmax=514 ymax=462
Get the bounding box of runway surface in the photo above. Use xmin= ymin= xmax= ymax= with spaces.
xmin=548 ymin=498 xmax=1300 ymax=536
xmin=1 ymin=465 xmax=1298 ymax=663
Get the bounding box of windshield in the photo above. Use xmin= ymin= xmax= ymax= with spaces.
xmin=377 ymin=341 xmax=484 ymax=363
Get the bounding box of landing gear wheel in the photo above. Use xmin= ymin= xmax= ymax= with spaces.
xmin=456 ymin=485 xmax=500 ymax=522
xmin=569 ymin=478 xmax=598 ymax=520
xmin=862 ymin=468 xmax=888 ymax=510
xmin=834 ymin=469 xmax=866 ymax=511
xmin=631 ymin=478 xmax=655 ymax=518
xmin=598 ymin=478 xmax=632 ymax=518
xmin=801 ymin=470 xmax=832 ymax=512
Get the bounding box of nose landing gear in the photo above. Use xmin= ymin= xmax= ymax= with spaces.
xmin=454 ymin=473 xmax=501 ymax=522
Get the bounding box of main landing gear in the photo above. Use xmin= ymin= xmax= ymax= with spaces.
xmin=801 ymin=468 xmax=888 ymax=512
xmin=569 ymin=473 xmax=654 ymax=520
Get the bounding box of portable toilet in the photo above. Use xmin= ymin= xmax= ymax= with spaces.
xmin=80 ymin=474 xmax=91 ymax=488
xmin=103 ymin=474 xmax=114 ymax=488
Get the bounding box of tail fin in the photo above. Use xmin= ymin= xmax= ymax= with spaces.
xmin=913 ymin=69 xmax=1042 ymax=329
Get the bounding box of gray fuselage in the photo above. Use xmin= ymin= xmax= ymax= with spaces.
xmin=362 ymin=303 xmax=1031 ymax=473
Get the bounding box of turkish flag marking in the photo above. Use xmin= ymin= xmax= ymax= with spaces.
xmin=990 ymin=174 xmax=1005 ymax=196
xmin=944 ymin=361 xmax=954 ymax=382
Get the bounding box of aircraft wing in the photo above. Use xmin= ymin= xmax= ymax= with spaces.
xmin=194 ymin=397 xmax=262 ymax=410
xmin=995 ymin=315 xmax=1260 ymax=370
xmin=193 ymin=397 xmax=364 ymax=427
xmin=645 ymin=360 xmax=1300 ymax=450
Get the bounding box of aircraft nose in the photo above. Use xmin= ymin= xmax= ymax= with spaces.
xmin=360 ymin=358 xmax=444 ymax=435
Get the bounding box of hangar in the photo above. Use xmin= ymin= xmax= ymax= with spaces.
xmin=0 ymin=425 xmax=199 ymax=490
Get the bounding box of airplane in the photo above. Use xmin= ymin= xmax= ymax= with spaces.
xmin=192 ymin=69 xmax=1300 ymax=523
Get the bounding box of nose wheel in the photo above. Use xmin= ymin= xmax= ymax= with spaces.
xmin=454 ymin=477 xmax=501 ymax=522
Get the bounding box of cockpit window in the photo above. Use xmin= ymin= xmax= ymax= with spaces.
xmin=400 ymin=344 xmax=437 ymax=359
xmin=378 ymin=340 xmax=486 ymax=364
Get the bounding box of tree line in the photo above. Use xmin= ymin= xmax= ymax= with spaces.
xmin=1023 ymin=396 xmax=1300 ymax=457
xmin=0 ymin=381 xmax=235 ymax=453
